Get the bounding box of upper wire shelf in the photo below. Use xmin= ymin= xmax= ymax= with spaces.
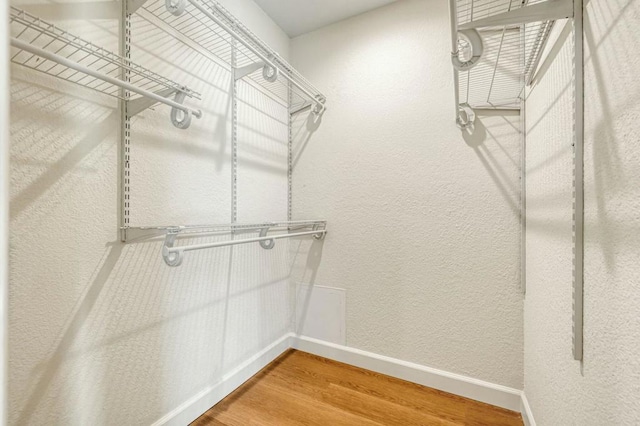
xmin=450 ymin=0 xmax=568 ymax=122
xmin=133 ymin=0 xmax=326 ymax=115
xmin=9 ymin=6 xmax=202 ymax=128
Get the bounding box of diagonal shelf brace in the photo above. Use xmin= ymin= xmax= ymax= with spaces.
xmin=126 ymin=87 xmax=178 ymax=117
xmin=127 ymin=0 xmax=150 ymax=15
xmin=290 ymin=101 xmax=312 ymax=116
xmin=234 ymin=61 xmax=265 ymax=80
xmin=459 ymin=0 xmax=573 ymax=30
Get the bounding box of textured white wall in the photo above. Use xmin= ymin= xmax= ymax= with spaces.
xmin=9 ymin=0 xmax=292 ymax=424
xmin=2 ymin=1 xmax=10 ymax=423
xmin=524 ymin=1 xmax=640 ymax=424
xmin=290 ymin=0 xmax=524 ymax=388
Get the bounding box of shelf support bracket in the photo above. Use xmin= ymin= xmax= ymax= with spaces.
xmin=126 ymin=87 xmax=178 ymax=117
xmin=126 ymin=0 xmax=151 ymax=15
xmin=290 ymin=101 xmax=312 ymax=116
xmin=233 ymin=61 xmax=265 ymax=81
xmin=458 ymin=0 xmax=573 ymax=30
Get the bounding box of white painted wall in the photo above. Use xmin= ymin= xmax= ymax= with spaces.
xmin=1 ymin=2 xmax=10 ymax=424
xmin=9 ymin=0 xmax=292 ymax=424
xmin=524 ymin=1 xmax=640 ymax=424
xmin=290 ymin=0 xmax=524 ymax=388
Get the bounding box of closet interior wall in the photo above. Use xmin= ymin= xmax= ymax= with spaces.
xmin=524 ymin=0 xmax=640 ymax=423
xmin=291 ymin=0 xmax=524 ymax=389
xmin=8 ymin=0 xmax=303 ymax=424
xmin=1 ymin=2 xmax=9 ymax=424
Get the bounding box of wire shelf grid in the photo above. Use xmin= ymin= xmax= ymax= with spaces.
xmin=455 ymin=0 xmax=555 ymax=109
xmin=9 ymin=6 xmax=201 ymax=102
xmin=139 ymin=0 xmax=324 ymax=110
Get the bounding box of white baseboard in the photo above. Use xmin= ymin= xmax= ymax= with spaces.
xmin=153 ymin=333 xmax=535 ymax=425
xmin=291 ymin=335 xmax=523 ymax=412
xmin=152 ymin=334 xmax=291 ymax=426
xmin=520 ymin=392 xmax=537 ymax=426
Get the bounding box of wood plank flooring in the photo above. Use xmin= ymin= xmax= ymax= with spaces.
xmin=191 ymin=350 xmax=523 ymax=426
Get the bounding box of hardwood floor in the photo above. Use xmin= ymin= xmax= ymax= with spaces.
xmin=191 ymin=350 xmax=523 ymax=426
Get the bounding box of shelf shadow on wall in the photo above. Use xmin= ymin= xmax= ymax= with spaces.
xmin=289 ymin=238 xmax=325 ymax=336
xmin=583 ymin=0 xmax=636 ymax=273
xmin=525 ymin=0 xmax=638 ymax=274
xmin=15 ymin=243 xmax=124 ymax=426
xmin=292 ymin=112 xmax=322 ymax=169
xmin=461 ymin=111 xmax=521 ymax=217
xmin=9 ymin=80 xmax=118 ymax=219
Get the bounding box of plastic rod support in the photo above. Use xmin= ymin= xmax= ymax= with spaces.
xmin=457 ymin=103 xmax=476 ymax=129
xmin=162 ymin=232 xmax=184 ymax=267
xmin=170 ymin=91 xmax=193 ymax=129
xmin=451 ymin=29 xmax=484 ymax=71
xmin=258 ymin=227 xmax=275 ymax=249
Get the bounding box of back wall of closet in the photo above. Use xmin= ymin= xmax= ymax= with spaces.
xmin=290 ymin=0 xmax=524 ymax=389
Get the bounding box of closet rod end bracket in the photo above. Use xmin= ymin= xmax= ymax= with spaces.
xmin=163 ymin=228 xmax=184 ymax=267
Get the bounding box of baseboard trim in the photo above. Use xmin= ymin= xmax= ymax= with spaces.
xmin=153 ymin=333 xmax=533 ymax=424
xmin=151 ymin=334 xmax=291 ymax=426
xmin=291 ymin=335 xmax=523 ymax=412
xmin=520 ymin=392 xmax=537 ymax=426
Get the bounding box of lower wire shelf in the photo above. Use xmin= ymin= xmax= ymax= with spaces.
xmin=121 ymin=220 xmax=327 ymax=267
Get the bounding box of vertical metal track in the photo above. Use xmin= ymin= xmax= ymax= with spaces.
xmin=521 ymin=103 xmax=527 ymax=295
xmin=119 ymin=1 xmax=132 ymax=242
xmin=520 ymin=18 xmax=527 ymax=296
xmin=572 ymin=0 xmax=584 ymax=361
xmin=288 ymin=82 xmax=293 ymax=223
xmin=449 ymin=0 xmax=461 ymax=123
xmin=231 ymin=40 xmax=238 ymax=223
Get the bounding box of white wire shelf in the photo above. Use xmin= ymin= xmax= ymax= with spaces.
xmin=123 ymin=220 xmax=327 ymax=267
xmin=9 ymin=6 xmax=202 ymax=126
xmin=134 ymin=0 xmax=326 ymax=115
xmin=451 ymin=0 xmax=562 ymax=113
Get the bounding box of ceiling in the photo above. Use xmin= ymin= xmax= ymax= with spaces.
xmin=253 ymin=0 xmax=400 ymax=37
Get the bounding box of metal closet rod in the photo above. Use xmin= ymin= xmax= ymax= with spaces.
xmin=162 ymin=224 xmax=327 ymax=267
xmin=10 ymin=38 xmax=203 ymax=120
xmin=186 ymin=0 xmax=326 ymax=114
xmin=170 ymin=230 xmax=325 ymax=253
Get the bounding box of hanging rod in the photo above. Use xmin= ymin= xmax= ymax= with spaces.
xmin=161 ymin=222 xmax=327 ymax=266
xmin=9 ymin=7 xmax=202 ymax=128
xmin=121 ymin=219 xmax=326 ymax=241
